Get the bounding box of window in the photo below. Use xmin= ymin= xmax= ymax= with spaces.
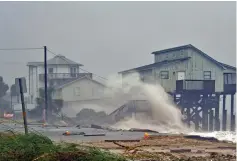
xmin=70 ymin=67 xmax=77 ymax=73
xmin=48 ymin=68 xmax=54 ymax=73
xmin=70 ymin=67 xmax=77 ymax=77
xmin=203 ymin=71 xmax=211 ymax=80
xmin=160 ymin=71 xmax=169 ymax=79
xmin=224 ymin=73 xmax=236 ymax=84
xmin=74 ymin=87 xmax=80 ymax=96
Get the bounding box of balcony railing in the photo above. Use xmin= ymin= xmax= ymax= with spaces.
xmin=39 ymin=73 xmax=92 ymax=81
xmin=176 ymin=80 xmax=215 ymax=93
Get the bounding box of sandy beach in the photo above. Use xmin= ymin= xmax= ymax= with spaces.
xmin=80 ymin=134 xmax=236 ymax=161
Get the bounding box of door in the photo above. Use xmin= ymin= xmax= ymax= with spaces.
xmin=177 ymin=72 xmax=185 ymax=80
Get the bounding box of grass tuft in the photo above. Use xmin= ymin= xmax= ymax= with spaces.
xmin=0 ymin=132 xmax=127 ymax=161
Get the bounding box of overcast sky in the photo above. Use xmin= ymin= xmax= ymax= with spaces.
xmin=0 ymin=1 xmax=236 ymax=85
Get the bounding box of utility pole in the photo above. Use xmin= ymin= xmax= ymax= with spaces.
xmin=44 ymin=46 xmax=48 ymax=122
xmin=19 ymin=78 xmax=28 ymax=134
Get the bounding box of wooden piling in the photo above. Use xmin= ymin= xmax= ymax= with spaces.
xmin=230 ymin=94 xmax=235 ymax=131
xmin=214 ymin=94 xmax=220 ymax=131
xmin=192 ymin=106 xmax=200 ymax=131
xmin=202 ymin=94 xmax=208 ymax=131
xmin=202 ymin=108 xmax=208 ymax=131
xmin=222 ymin=95 xmax=226 ymax=131
xmin=222 ymin=109 xmax=227 ymax=131
xmin=186 ymin=107 xmax=191 ymax=127
xmin=209 ymin=109 xmax=214 ymax=131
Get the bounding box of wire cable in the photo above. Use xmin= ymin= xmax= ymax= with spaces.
xmin=0 ymin=47 xmax=43 ymax=51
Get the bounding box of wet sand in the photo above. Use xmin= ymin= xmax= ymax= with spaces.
xmin=80 ymin=135 xmax=236 ymax=160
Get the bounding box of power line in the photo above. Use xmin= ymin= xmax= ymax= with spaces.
xmin=47 ymin=48 xmax=108 ymax=80
xmin=0 ymin=47 xmax=43 ymax=51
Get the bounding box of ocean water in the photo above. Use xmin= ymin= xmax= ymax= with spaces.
xmin=188 ymin=131 xmax=236 ymax=143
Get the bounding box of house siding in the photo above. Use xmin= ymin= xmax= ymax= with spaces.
xmin=123 ymin=47 xmax=236 ymax=93
xmin=53 ymin=78 xmax=120 ymax=117
xmin=58 ymin=78 xmax=105 ymax=102
xmin=187 ymin=48 xmax=224 ymax=92
xmin=154 ymin=60 xmax=189 ymax=92
xmin=28 ymin=63 xmax=80 ymax=103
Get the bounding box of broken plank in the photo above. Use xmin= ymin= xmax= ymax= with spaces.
xmin=129 ymin=128 xmax=159 ymax=133
xmin=105 ymin=139 xmax=140 ymax=142
xmin=170 ymin=149 xmax=191 ymax=153
xmin=84 ymin=133 xmax=106 ymax=137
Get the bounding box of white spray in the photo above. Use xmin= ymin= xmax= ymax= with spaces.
xmin=104 ymin=73 xmax=190 ymax=133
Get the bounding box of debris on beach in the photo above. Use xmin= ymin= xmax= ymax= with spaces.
xmin=62 ymin=131 xmax=85 ymax=136
xmin=129 ymin=128 xmax=159 ymax=133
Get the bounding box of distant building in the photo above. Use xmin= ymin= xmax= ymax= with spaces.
xmin=2 ymin=92 xmax=35 ymax=111
xmin=119 ymin=44 xmax=236 ymax=93
xmin=52 ymin=76 xmax=114 ymax=117
xmin=27 ymin=55 xmax=91 ymax=103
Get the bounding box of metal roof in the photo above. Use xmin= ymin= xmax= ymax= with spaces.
xmin=119 ymin=57 xmax=191 ymax=74
xmin=152 ymin=44 xmax=236 ymax=70
xmin=27 ymin=55 xmax=83 ymax=66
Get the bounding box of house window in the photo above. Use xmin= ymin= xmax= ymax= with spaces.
xmin=203 ymin=71 xmax=211 ymax=80
xmin=70 ymin=67 xmax=77 ymax=77
xmin=160 ymin=71 xmax=169 ymax=79
xmin=48 ymin=68 xmax=54 ymax=74
xmin=224 ymin=73 xmax=236 ymax=84
xmin=74 ymin=87 xmax=80 ymax=96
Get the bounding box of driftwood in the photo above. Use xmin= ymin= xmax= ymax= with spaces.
xmin=84 ymin=133 xmax=106 ymax=137
xmin=105 ymin=139 xmax=140 ymax=142
xmin=62 ymin=132 xmax=85 ymax=136
xmin=112 ymin=141 xmax=148 ymax=154
xmin=170 ymin=149 xmax=191 ymax=153
xmin=129 ymin=128 xmax=159 ymax=133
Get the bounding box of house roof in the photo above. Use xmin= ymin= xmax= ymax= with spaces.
xmin=119 ymin=57 xmax=191 ymax=74
xmin=152 ymin=44 xmax=236 ymax=70
xmin=27 ymin=55 xmax=83 ymax=66
xmin=54 ymin=76 xmax=106 ymax=90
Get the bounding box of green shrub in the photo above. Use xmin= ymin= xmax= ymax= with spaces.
xmin=0 ymin=132 xmax=127 ymax=161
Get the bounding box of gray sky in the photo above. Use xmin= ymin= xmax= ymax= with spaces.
xmin=0 ymin=1 xmax=236 ymax=85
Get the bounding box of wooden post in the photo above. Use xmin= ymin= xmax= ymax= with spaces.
xmin=202 ymin=94 xmax=208 ymax=131
xmin=230 ymin=94 xmax=235 ymax=131
xmin=215 ymin=94 xmax=220 ymax=131
xmin=233 ymin=115 xmax=236 ymax=131
xmin=209 ymin=109 xmax=214 ymax=131
xmin=186 ymin=106 xmax=191 ymax=127
xmin=223 ymin=109 xmax=227 ymax=131
xmin=194 ymin=107 xmax=199 ymax=131
xmin=222 ymin=95 xmax=226 ymax=131
xmin=19 ymin=78 xmax=28 ymax=134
